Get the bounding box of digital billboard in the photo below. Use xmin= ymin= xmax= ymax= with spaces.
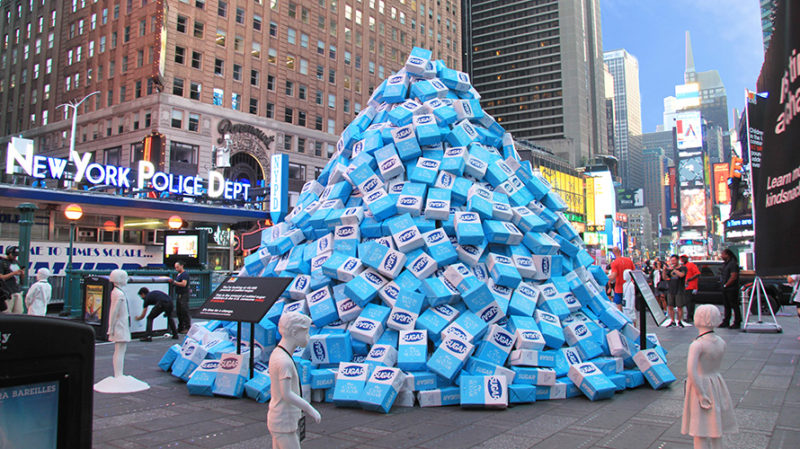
xmin=675 ymin=111 xmax=703 ymax=149
xmin=538 ymin=166 xmax=585 ymax=218
xmin=586 ymin=170 xmax=616 ymax=228
xmin=680 ymin=188 xmax=707 ymax=228
xmin=674 ymin=83 xmax=701 ymax=109
xmin=713 ymin=163 xmax=730 ymax=204
xmin=678 ymin=155 xmax=705 ymax=189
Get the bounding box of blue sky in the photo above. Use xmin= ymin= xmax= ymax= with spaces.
xmin=600 ymin=0 xmax=765 ymax=133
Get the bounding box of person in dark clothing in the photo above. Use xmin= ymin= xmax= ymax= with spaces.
xmin=719 ymin=248 xmax=741 ymax=329
xmin=135 ymin=287 xmax=179 ymax=341
xmin=665 ymin=255 xmax=688 ymax=327
xmin=169 ymin=261 xmax=191 ymax=332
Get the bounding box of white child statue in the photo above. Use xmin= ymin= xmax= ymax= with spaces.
xmin=268 ymin=312 xmax=322 ymax=449
xmin=94 ymin=269 xmax=150 ymax=393
xmin=25 ymin=268 xmax=52 ymax=316
xmin=682 ymin=304 xmax=737 ymax=449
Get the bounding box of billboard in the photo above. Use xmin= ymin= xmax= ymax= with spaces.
xmin=586 ymin=170 xmax=616 ymax=228
xmin=713 ymin=163 xmax=730 ymax=204
xmin=675 ymin=111 xmax=703 ymax=149
xmin=538 ymin=166 xmax=585 ymax=217
xmin=680 ymin=188 xmax=707 ymax=228
xmin=753 ymin=0 xmax=800 ymax=275
xmin=678 ymin=155 xmax=705 ymax=189
xmin=675 ymin=83 xmax=701 ymax=109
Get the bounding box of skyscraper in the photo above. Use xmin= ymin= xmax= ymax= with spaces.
xmin=641 ymin=146 xmax=671 ymax=235
xmin=603 ymin=48 xmax=643 ymax=190
xmin=760 ymin=0 xmax=778 ymax=53
xmin=464 ymin=0 xmax=608 ymax=167
xmin=1 ymin=0 xmax=461 ymax=199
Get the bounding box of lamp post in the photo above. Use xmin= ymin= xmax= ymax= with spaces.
xmin=57 ymin=91 xmax=101 ymax=185
xmin=60 ymin=203 xmax=83 ymax=317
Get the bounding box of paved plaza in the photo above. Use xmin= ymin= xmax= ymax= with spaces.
xmin=91 ymin=312 xmax=800 ymax=449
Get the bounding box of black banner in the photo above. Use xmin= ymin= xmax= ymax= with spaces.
xmin=197 ymin=276 xmax=292 ymax=323
xmin=745 ymin=92 xmax=766 ymax=198
xmin=754 ymin=0 xmax=800 ymax=276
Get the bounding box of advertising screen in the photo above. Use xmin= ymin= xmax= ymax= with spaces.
xmin=586 ymin=170 xmax=616 ymax=228
xmin=674 ymin=83 xmax=701 ymax=109
xmin=83 ymin=284 xmax=104 ymax=325
xmin=713 ymin=163 xmax=730 ymax=204
xmin=538 ymin=166 xmax=585 ymax=217
xmin=678 ymin=155 xmax=705 ymax=189
xmin=0 ymin=379 xmax=60 ymax=447
xmin=680 ymin=188 xmax=707 ymax=228
xmin=165 ymin=234 xmax=198 ymax=258
xmin=676 ymin=111 xmax=703 ymax=149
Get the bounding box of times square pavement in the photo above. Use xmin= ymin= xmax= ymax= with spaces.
xmin=91 ymin=311 xmax=800 ymax=449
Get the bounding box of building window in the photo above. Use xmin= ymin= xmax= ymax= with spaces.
xmin=233 ymin=64 xmax=242 ymax=81
xmin=188 ymin=113 xmax=199 ymax=132
xmin=249 ymin=98 xmax=258 ymax=114
xmin=169 ymin=142 xmax=199 ymax=175
xmin=194 ymin=21 xmax=204 ymax=38
xmin=284 ymin=107 xmax=293 ymax=123
xmin=266 ymin=102 xmax=274 ymax=118
xmin=285 ymin=81 xmax=294 ymax=96
xmin=269 ymin=21 xmax=277 ymax=37
xmin=289 ymin=162 xmax=305 ymax=180
xmin=253 ymin=15 xmax=262 ymax=31
xmin=175 ymin=46 xmax=185 ymax=64
xmin=298 ymin=85 xmax=307 ymax=100
xmin=297 ymin=137 xmax=306 ymax=153
xmin=187 ymin=52 xmax=200 ymax=69
xmin=217 ymin=0 xmax=227 ymax=17
xmin=284 ymin=135 xmax=293 ymax=151
xmin=314 ymin=141 xmax=323 ymax=156
xmin=267 ymin=75 xmax=275 ymax=90
xmin=298 ymin=111 xmax=306 ymax=127
xmin=315 ymin=115 xmax=323 ymax=130
xmin=232 ymin=93 xmax=241 ymax=110
xmin=213 ymin=88 xmax=224 ymax=106
xmin=177 ymin=15 xmax=187 ymax=33
xmin=328 ymin=94 xmax=335 ymax=108
xmin=171 ymin=110 xmax=183 ymax=128
xmin=250 ymin=70 xmax=259 ymax=86
xmin=216 ymin=29 xmax=226 ymax=46
xmin=214 ymin=58 xmax=224 ymax=75
xmin=235 ymin=7 xmax=245 ymax=24
xmin=190 ymin=82 xmax=201 ymax=100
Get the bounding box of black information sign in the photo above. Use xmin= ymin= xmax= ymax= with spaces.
xmin=631 ymin=270 xmax=667 ymax=327
xmin=198 ymin=276 xmax=293 ymax=323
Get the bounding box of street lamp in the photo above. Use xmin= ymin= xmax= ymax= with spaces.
xmin=60 ymin=203 xmax=83 ymax=317
xmin=168 ymin=215 xmax=183 ymax=229
xmin=57 ymin=91 xmax=101 ymax=184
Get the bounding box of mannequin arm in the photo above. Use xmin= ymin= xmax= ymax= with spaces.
xmin=686 ymin=343 xmax=711 ymax=409
xmin=276 ymin=376 xmax=321 ymax=423
xmin=107 ymin=291 xmax=122 ymax=337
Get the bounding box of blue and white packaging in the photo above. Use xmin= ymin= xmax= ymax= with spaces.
xmin=243 ymin=363 xmax=271 ymax=402
xmin=365 ymin=344 xmax=398 ymax=368
xmin=383 ymin=73 xmax=410 ymax=103
xmin=623 ymin=369 xmax=645 ymax=389
xmin=474 ymin=324 xmax=516 ymax=366
xmin=403 ymin=371 xmax=437 ymax=392
xmin=508 ymin=282 xmax=539 ymax=317
xmin=563 ymin=321 xmax=603 ymax=360
xmin=459 ymin=375 xmax=508 ymax=409
xmin=308 ymin=332 xmax=354 ymax=365
xmin=551 ymin=347 xmax=583 ymax=378
xmin=158 ymin=344 xmax=181 ymax=372
xmin=464 ymin=357 xmax=516 ymax=384
xmin=405 ymin=248 xmax=438 ymax=280
xmin=186 ymin=359 xmax=219 ymax=396
xmin=508 ymin=349 xmax=556 ymax=368
xmin=410 ymin=157 xmax=440 ymax=185
xmin=413 ymin=114 xmax=440 ymax=146
xmin=441 ymin=310 xmax=488 ymax=343
xmin=422 ymin=229 xmax=457 ymax=266
xmin=398 ymin=330 xmax=428 ymax=371
xmin=510 ymin=366 xmax=556 ymax=386
xmin=486 ymin=253 xmax=522 ymax=288
xmin=306 ymin=286 xmax=339 ymax=327
xmin=350 ymin=303 xmax=391 ymax=344
xmin=507 ymin=316 xmax=546 ymax=351
xmin=418 ymin=386 xmax=461 ymax=407
xmin=606 ymin=329 xmax=632 ymax=359
xmin=212 ymin=353 xmax=249 ymax=398
xmin=359 ymin=367 xmax=406 ymax=413
xmin=528 ymin=255 xmax=552 ymax=281
xmin=567 ymin=362 xmax=616 ymax=401
xmin=534 ymin=310 xmax=565 ymax=349
xmin=172 ymin=340 xmax=208 ymax=381
xmin=454 ymin=212 xmax=484 ymax=245
xmin=345 ymin=268 xmax=388 ymax=307
xmin=392 ymin=124 xmax=422 ymax=161
xmin=509 ymin=384 xmax=536 ymax=404
xmin=333 ymin=362 xmax=370 ymax=407
xmin=388 ymin=214 xmax=425 ymax=252
xmin=424 ymin=187 xmax=451 ymax=220
xmin=416 ymin=304 xmax=459 ymax=340
xmin=310 ymin=368 xmax=338 ymax=390
xmin=374 ymin=143 xmax=405 ymax=180
xmin=633 ymin=349 xmax=676 ymax=390
xmin=387 ymin=290 xmax=426 ymax=331
xmin=397 ymin=182 xmax=426 ymax=216
xmin=427 ymin=337 xmax=474 ymax=382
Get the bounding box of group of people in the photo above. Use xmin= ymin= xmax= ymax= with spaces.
xmin=1 ymin=245 xmax=192 ymax=341
xmin=607 ymin=247 xmax=744 ymax=329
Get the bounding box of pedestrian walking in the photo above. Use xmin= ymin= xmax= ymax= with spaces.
xmin=681 ymin=255 xmax=700 ymax=323
xmin=0 ymin=246 xmax=25 ymax=313
xmin=608 ymin=247 xmax=635 ymax=311
xmin=665 ymin=255 xmax=687 ymax=327
xmin=787 ymin=274 xmax=800 ymax=341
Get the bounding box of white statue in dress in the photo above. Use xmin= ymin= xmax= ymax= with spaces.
xmin=682 ymin=304 xmax=737 ymax=449
xmin=267 ymin=312 xmax=321 ymax=449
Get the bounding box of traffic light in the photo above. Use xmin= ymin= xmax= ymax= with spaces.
xmin=729 ymin=156 xmax=743 ymax=179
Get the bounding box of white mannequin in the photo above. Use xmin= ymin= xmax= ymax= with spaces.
xmin=621 ymin=269 xmax=636 ymax=323
xmin=267 ymin=313 xmax=321 ymax=449
xmin=25 ymin=268 xmax=52 ymax=316
xmin=681 ymin=304 xmax=737 ymax=448
xmin=94 ymin=269 xmax=149 ymax=393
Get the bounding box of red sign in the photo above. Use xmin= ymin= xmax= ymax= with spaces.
xmin=712 ymin=163 xmax=730 ymax=204
xmin=616 ymin=213 xmax=628 ymax=223
xmin=669 ymin=167 xmax=678 ymax=209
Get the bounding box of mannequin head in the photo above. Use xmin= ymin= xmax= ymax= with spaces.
xmin=623 ymin=268 xmax=633 ymax=283
xmin=278 ymin=312 xmax=312 ymax=350
xmin=35 ymin=267 xmax=51 ymax=281
xmin=694 ymin=304 xmax=722 ymax=332
xmin=109 ymin=269 xmax=129 ymax=287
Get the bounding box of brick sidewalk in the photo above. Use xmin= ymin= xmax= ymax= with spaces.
xmin=92 ymin=314 xmax=800 ymax=449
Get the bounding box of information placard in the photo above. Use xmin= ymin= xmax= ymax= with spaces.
xmin=631 ymin=270 xmax=667 ymax=326
xmin=197 ymin=276 xmax=292 ymax=323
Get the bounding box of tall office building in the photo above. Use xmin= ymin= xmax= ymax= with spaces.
xmin=642 ymin=146 xmax=671 ymax=235
xmin=760 ymin=0 xmax=778 ymax=53
xmin=1 ymin=0 xmax=461 ymax=200
xmin=603 ymin=62 xmax=615 ymax=158
xmin=604 ymin=48 xmax=643 ymax=190
xmin=464 ymin=0 xmax=608 ymax=167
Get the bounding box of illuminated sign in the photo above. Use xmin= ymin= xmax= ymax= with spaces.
xmin=5 ymin=138 xmax=251 ymax=201
xmin=586 ymin=170 xmax=616 ymax=228
xmin=538 ymin=166 xmax=585 ymax=217
xmin=674 ymin=83 xmax=701 ymax=109
xmin=680 ymin=188 xmax=707 ymax=228
xmin=270 ymin=154 xmax=289 ymax=222
xmin=676 ymin=111 xmax=703 ymax=149
xmin=713 ymin=163 xmax=730 ymax=204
